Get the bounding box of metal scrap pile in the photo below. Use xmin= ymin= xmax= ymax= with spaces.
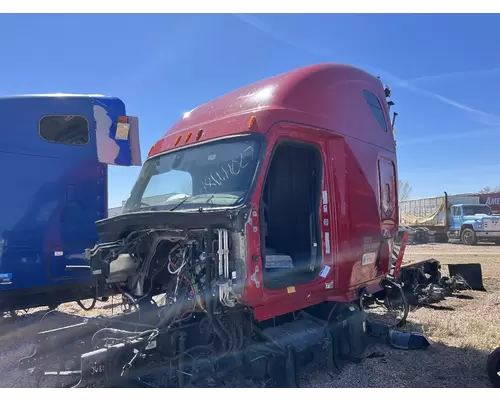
xmin=399 ymin=227 xmax=426 ymax=245
xmin=396 ymin=258 xmax=483 ymax=306
xmin=399 ymin=227 xmax=441 ymax=245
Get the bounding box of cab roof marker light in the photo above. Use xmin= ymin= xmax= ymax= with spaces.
xmin=196 ymin=129 xmax=204 ymax=141
xmin=185 ymin=132 xmax=192 ymax=143
xmin=148 ymin=142 xmax=160 ymax=157
xmin=175 ymin=136 xmax=182 ymax=146
xmin=248 ymin=116 xmax=257 ymax=129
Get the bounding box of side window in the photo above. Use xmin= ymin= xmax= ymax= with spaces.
xmin=39 ymin=115 xmax=89 ymax=145
xmin=378 ymin=158 xmax=396 ymax=218
xmin=363 ymin=89 xmax=388 ymax=132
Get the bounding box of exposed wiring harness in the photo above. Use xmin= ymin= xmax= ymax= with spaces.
xmin=358 ymin=279 xmax=409 ymax=328
xmin=168 ymin=244 xmax=189 ymax=275
xmin=91 ymin=327 xmax=159 ymax=350
xmin=96 ymin=236 xmax=235 ymax=376
xmin=76 ymin=285 xmax=99 ymax=311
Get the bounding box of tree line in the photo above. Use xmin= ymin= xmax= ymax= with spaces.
xmin=478 ymin=186 xmax=500 ymax=194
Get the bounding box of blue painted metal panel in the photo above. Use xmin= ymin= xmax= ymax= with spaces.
xmin=0 ymin=95 xmax=127 ymax=292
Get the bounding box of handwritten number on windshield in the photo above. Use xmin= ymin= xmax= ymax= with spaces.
xmin=202 ymin=146 xmax=255 ymax=191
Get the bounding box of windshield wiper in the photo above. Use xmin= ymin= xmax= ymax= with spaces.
xmin=168 ymin=196 xmax=190 ymax=212
xmin=195 ymin=194 xmax=216 ymax=212
xmin=168 ymin=194 xmax=219 ymax=212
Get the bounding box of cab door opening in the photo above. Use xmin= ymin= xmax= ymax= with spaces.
xmin=261 ymin=141 xmax=322 ymax=289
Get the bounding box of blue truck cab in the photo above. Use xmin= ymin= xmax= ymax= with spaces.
xmin=448 ymin=203 xmax=500 ymax=245
xmin=0 ymin=94 xmax=141 ymax=312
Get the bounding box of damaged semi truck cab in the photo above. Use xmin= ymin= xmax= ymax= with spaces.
xmin=88 ymin=63 xmax=398 ymax=321
xmin=21 ymin=64 xmax=405 ymax=388
xmin=0 ymin=94 xmax=141 ymax=312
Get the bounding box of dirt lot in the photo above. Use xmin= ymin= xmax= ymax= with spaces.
xmin=0 ymin=243 xmax=499 ymax=388
xmin=301 ymin=243 xmax=500 ymax=388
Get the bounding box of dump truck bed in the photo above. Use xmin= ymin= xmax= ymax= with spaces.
xmin=400 ymin=194 xmax=480 ymax=227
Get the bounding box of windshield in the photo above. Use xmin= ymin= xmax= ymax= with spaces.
xmin=122 ymin=137 xmax=261 ymax=213
xmin=463 ymin=205 xmax=492 ymax=216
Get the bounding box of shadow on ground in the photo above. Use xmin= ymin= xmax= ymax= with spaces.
xmin=298 ymin=319 xmax=493 ymax=388
xmin=0 ymin=308 xmax=495 ymax=388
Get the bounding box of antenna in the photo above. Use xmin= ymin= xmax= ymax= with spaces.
xmin=391 ymin=112 xmax=398 ymax=131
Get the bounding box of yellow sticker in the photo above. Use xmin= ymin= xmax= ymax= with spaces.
xmin=115 ymin=122 xmax=130 ymax=140
xmin=287 ymin=286 xmax=296 ymax=294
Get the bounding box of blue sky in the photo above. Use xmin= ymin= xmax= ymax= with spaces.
xmin=1 ymin=13 xmax=499 ymax=207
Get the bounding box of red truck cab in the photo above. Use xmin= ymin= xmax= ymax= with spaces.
xmin=127 ymin=63 xmax=398 ymax=320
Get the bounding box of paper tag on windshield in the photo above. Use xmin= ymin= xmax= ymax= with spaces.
xmin=208 ymin=154 xmax=216 ymax=160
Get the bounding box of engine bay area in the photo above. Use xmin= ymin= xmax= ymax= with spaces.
xmin=89 ymin=226 xmax=245 ymax=316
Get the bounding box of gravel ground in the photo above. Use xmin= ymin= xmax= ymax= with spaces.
xmin=1 ymin=243 xmax=499 ymax=388
xmin=301 ymin=243 xmax=500 ymax=388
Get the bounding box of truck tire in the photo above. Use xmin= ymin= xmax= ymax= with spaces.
xmin=460 ymin=228 xmax=477 ymax=245
xmin=487 ymin=347 xmax=500 ymax=388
